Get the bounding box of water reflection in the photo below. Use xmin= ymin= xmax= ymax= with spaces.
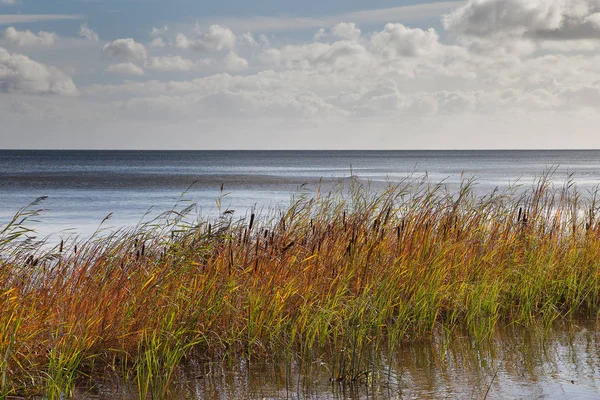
xmin=79 ymin=321 xmax=600 ymax=399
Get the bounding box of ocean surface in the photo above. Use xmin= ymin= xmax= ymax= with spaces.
xmin=1 ymin=150 xmax=600 ymax=239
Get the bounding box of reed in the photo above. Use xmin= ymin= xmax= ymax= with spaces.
xmin=2 ymin=172 xmax=600 ymax=397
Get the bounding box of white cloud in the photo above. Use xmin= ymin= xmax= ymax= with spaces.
xmin=150 ymin=25 xmax=168 ymax=37
xmin=314 ymin=23 xmax=362 ymax=42
xmin=0 ymin=0 xmax=19 ymax=5
xmin=102 ymin=38 xmax=147 ymax=62
xmin=240 ymin=32 xmax=258 ymax=47
xmin=444 ymin=0 xmax=600 ymax=41
xmin=79 ymin=23 xmax=99 ymax=41
xmin=149 ymin=37 xmax=166 ymax=48
xmin=0 ymin=47 xmax=78 ymax=95
xmin=106 ymin=62 xmax=145 ymax=76
xmin=371 ymin=23 xmax=440 ymax=57
xmin=224 ymin=52 xmax=248 ymax=71
xmin=147 ymin=55 xmax=194 ymax=71
xmin=175 ymin=24 xmax=236 ymax=51
xmin=3 ymin=26 xmax=57 ymax=47
xmin=332 ymin=22 xmax=361 ymax=41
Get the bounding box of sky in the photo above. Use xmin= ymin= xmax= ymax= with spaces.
xmin=1 ymin=0 xmax=600 ymax=149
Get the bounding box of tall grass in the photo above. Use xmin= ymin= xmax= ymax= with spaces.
xmin=2 ymin=173 xmax=600 ymax=397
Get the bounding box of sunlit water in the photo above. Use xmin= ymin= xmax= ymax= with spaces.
xmin=2 ymin=150 xmax=600 ymax=239
xmin=76 ymin=321 xmax=600 ymax=399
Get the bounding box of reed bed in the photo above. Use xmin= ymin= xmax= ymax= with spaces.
xmin=2 ymin=173 xmax=600 ymax=398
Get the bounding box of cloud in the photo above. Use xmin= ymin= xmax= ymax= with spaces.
xmin=102 ymin=38 xmax=147 ymax=62
xmin=147 ymin=55 xmax=194 ymax=72
xmin=175 ymin=24 xmax=236 ymax=51
xmin=371 ymin=23 xmax=440 ymax=57
xmin=332 ymin=23 xmax=361 ymax=41
xmin=150 ymin=25 xmax=168 ymax=37
xmin=224 ymin=52 xmax=248 ymax=71
xmin=3 ymin=26 xmax=57 ymax=47
xmin=106 ymin=62 xmax=145 ymax=76
xmin=0 ymin=0 xmax=19 ymax=5
xmin=0 ymin=14 xmax=83 ymax=25
xmin=444 ymin=0 xmax=600 ymax=41
xmin=240 ymin=32 xmax=259 ymax=47
xmin=12 ymin=9 xmax=600 ymax=149
xmin=79 ymin=23 xmax=99 ymax=41
xmin=149 ymin=37 xmax=166 ymax=48
xmin=314 ymin=22 xmax=362 ymax=41
xmin=0 ymin=47 xmax=78 ymax=95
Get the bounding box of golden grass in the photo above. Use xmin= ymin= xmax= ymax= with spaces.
xmin=2 ymin=172 xmax=600 ymax=398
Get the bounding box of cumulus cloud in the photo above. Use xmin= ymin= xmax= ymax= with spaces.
xmin=102 ymin=38 xmax=147 ymax=62
xmin=3 ymin=26 xmax=57 ymax=47
xmin=240 ymin=32 xmax=259 ymax=47
xmin=150 ymin=25 xmax=168 ymax=37
xmin=444 ymin=0 xmax=600 ymax=41
xmin=147 ymin=55 xmax=194 ymax=71
xmin=314 ymin=23 xmax=362 ymax=42
xmin=332 ymin=22 xmax=361 ymax=41
xmin=106 ymin=62 xmax=145 ymax=76
xmin=0 ymin=47 xmax=78 ymax=95
xmin=79 ymin=23 xmax=99 ymax=41
xmin=175 ymin=24 xmax=236 ymax=51
xmin=149 ymin=37 xmax=166 ymax=48
xmin=371 ymin=23 xmax=440 ymax=57
xmin=223 ymin=52 xmax=248 ymax=71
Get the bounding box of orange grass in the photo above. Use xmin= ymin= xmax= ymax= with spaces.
xmin=2 ymin=173 xmax=600 ymax=397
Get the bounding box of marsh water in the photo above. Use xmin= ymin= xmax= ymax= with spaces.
xmin=4 ymin=150 xmax=600 ymax=399
xmin=77 ymin=321 xmax=600 ymax=399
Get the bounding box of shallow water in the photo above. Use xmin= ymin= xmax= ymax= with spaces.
xmin=75 ymin=321 xmax=600 ymax=399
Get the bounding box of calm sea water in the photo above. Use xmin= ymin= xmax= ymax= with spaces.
xmin=1 ymin=150 xmax=600 ymax=238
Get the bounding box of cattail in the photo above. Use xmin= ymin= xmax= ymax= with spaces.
xmin=59 ymin=240 xmax=63 ymax=253
xmin=249 ymin=213 xmax=255 ymax=232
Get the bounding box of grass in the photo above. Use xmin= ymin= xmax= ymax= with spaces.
xmin=2 ymin=172 xmax=600 ymax=397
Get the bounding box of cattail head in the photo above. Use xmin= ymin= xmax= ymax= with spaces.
xmin=249 ymin=213 xmax=255 ymax=232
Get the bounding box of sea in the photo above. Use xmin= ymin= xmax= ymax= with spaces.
xmin=1 ymin=150 xmax=600 ymax=239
